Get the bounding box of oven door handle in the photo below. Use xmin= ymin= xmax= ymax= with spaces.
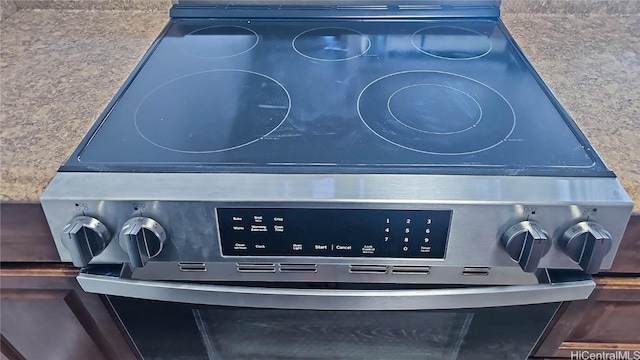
xmin=77 ymin=273 xmax=594 ymax=310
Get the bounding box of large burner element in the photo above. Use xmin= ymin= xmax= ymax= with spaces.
xmin=293 ymin=27 xmax=371 ymax=61
xmin=135 ymin=70 xmax=290 ymax=153
xmin=358 ymin=70 xmax=515 ymax=155
xmin=412 ymin=26 xmax=492 ymax=60
xmin=183 ymin=25 xmax=259 ymax=59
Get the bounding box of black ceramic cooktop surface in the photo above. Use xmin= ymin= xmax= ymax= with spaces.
xmin=63 ymin=18 xmax=611 ymax=176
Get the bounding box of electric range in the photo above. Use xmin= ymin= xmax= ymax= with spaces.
xmin=41 ymin=1 xmax=632 ymax=290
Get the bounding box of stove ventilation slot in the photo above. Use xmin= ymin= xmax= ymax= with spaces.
xmin=336 ymin=5 xmax=388 ymax=10
xmin=349 ymin=265 xmax=388 ymax=274
xmin=224 ymin=4 xmax=270 ymax=10
xmin=279 ymin=263 xmax=318 ymax=273
xmin=236 ymin=263 xmax=276 ymax=273
xmin=462 ymin=267 xmax=491 ymax=276
xmin=398 ymin=4 xmax=442 ymax=10
xmin=453 ymin=5 xmax=493 ymax=10
xmin=391 ymin=265 xmax=431 ymax=275
xmin=178 ymin=262 xmax=207 ymax=272
xmin=279 ymin=5 xmax=332 ymax=10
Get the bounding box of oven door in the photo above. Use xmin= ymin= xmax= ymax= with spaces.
xmin=78 ymin=268 xmax=594 ymax=360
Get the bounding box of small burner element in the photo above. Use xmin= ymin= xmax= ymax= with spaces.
xmin=358 ymin=71 xmax=515 ymax=155
xmin=135 ymin=70 xmax=290 ymax=153
xmin=412 ymin=26 xmax=492 ymax=60
xmin=183 ymin=25 xmax=259 ymax=59
xmin=293 ymin=27 xmax=371 ymax=61
xmin=388 ymin=84 xmax=482 ymax=135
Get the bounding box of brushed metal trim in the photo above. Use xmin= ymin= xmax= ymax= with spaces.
xmin=41 ymin=173 xmax=632 ymax=203
xmin=134 ymin=263 xmax=540 ymax=285
xmin=77 ymin=272 xmax=595 ymax=310
xmin=40 ymin=172 xmax=633 ymax=279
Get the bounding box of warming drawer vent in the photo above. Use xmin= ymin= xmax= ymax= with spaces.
xmin=178 ymin=262 xmax=207 ymax=272
xmin=391 ymin=266 xmax=431 ymax=275
xmin=349 ymin=265 xmax=388 ymax=274
xmin=236 ymin=263 xmax=276 ymax=273
xmin=279 ymin=263 xmax=318 ymax=273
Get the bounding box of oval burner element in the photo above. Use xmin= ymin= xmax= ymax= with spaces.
xmin=411 ymin=26 xmax=492 ymax=60
xmin=358 ymin=70 xmax=515 ymax=155
xmin=135 ymin=70 xmax=290 ymax=153
xmin=293 ymin=27 xmax=371 ymax=61
xmin=183 ymin=25 xmax=259 ymax=59
xmin=388 ymin=84 xmax=482 ymax=135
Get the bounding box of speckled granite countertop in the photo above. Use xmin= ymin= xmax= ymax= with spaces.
xmin=1 ymin=9 xmax=639 ymax=213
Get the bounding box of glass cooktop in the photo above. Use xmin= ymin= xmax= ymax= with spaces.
xmin=62 ymin=18 xmax=611 ymax=176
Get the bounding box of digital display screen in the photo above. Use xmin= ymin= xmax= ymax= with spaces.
xmin=217 ymin=208 xmax=451 ymax=258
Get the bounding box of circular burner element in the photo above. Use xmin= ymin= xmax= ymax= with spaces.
xmin=183 ymin=25 xmax=259 ymax=59
xmin=388 ymin=84 xmax=482 ymax=135
xmin=135 ymin=70 xmax=290 ymax=153
xmin=411 ymin=26 xmax=492 ymax=60
xmin=293 ymin=27 xmax=371 ymax=61
xmin=358 ymin=71 xmax=515 ymax=155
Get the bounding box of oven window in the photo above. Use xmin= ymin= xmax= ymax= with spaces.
xmin=108 ymin=296 xmax=559 ymax=360
xmin=193 ymin=309 xmax=472 ymax=359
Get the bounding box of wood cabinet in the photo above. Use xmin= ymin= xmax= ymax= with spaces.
xmin=0 ymin=203 xmax=137 ymax=360
xmin=0 ymin=265 xmax=137 ymax=360
xmin=533 ymin=277 xmax=640 ymax=359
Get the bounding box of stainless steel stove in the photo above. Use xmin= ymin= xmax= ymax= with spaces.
xmin=40 ymin=1 xmax=633 ymax=359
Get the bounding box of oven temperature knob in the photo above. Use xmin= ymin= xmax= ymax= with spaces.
xmin=561 ymin=221 xmax=612 ymax=274
xmin=119 ymin=217 xmax=166 ymax=268
xmin=62 ymin=216 xmax=111 ymax=267
xmin=501 ymin=221 xmax=551 ymax=273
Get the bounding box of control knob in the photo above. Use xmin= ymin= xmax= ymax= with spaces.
xmin=501 ymin=221 xmax=551 ymax=273
xmin=62 ymin=216 xmax=110 ymax=267
xmin=119 ymin=217 xmax=166 ymax=267
xmin=561 ymin=221 xmax=612 ymax=274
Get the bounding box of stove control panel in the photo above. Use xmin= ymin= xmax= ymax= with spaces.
xmin=217 ymin=208 xmax=452 ymax=258
xmin=561 ymin=221 xmax=613 ymax=274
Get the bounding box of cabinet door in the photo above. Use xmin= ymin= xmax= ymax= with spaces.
xmin=533 ymin=277 xmax=640 ymax=358
xmin=0 ymin=265 xmax=137 ymax=360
